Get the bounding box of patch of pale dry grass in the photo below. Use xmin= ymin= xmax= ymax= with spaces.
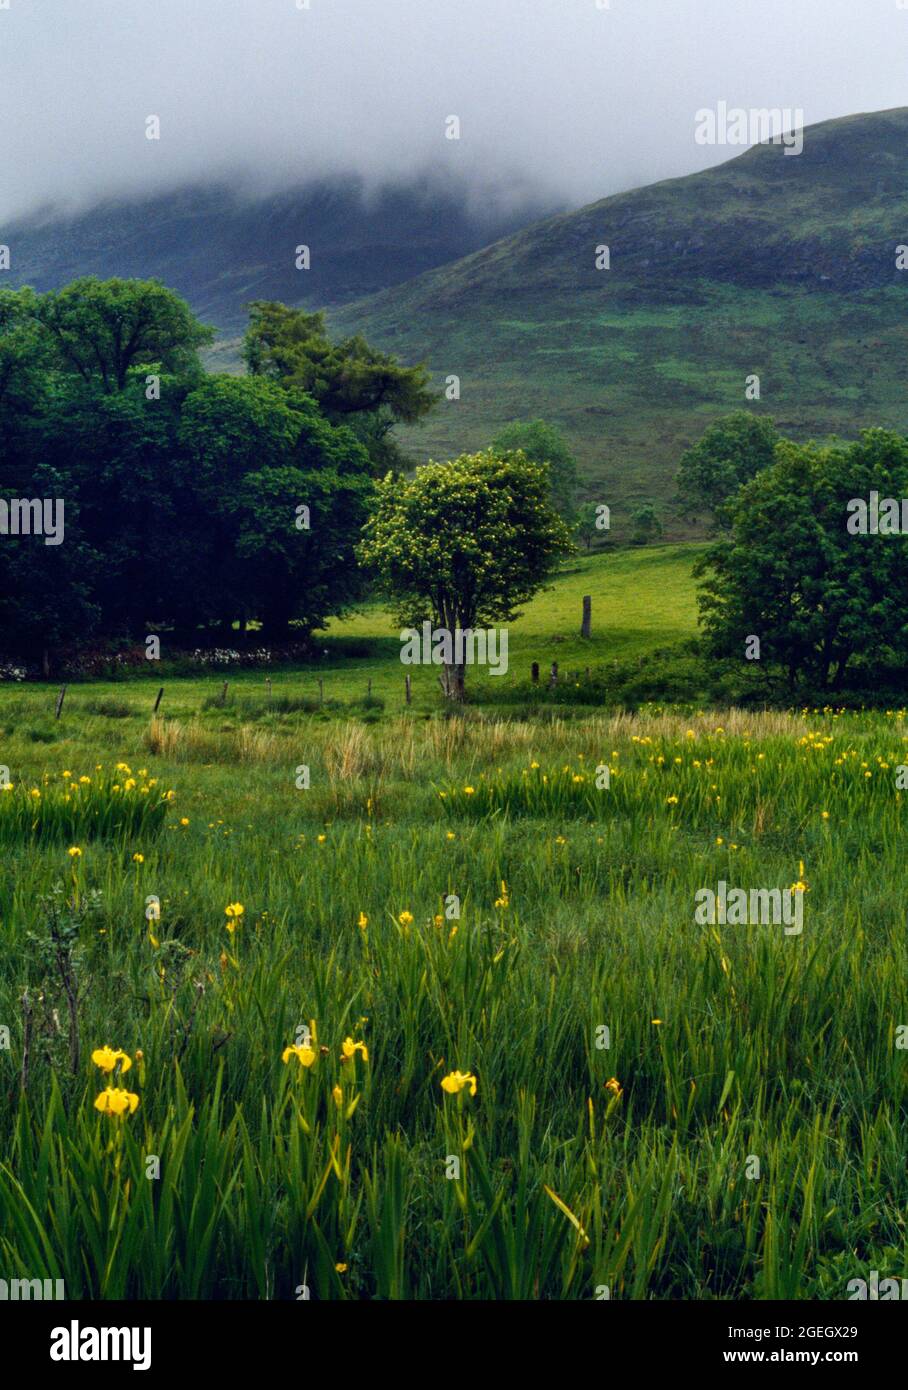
xmin=145 ymin=717 xmax=287 ymax=764
xmin=145 ymin=707 xmax=812 ymax=778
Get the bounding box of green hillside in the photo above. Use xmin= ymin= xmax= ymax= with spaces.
xmin=328 ymin=108 xmax=908 ymax=533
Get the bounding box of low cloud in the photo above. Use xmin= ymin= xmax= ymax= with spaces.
xmin=0 ymin=0 xmax=906 ymax=222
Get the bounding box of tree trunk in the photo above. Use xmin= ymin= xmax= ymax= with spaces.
xmin=441 ymin=663 xmax=466 ymax=701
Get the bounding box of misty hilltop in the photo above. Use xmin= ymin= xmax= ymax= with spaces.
xmin=2 ymin=177 xmax=557 ymax=336
xmin=327 ymin=107 xmax=908 ymax=525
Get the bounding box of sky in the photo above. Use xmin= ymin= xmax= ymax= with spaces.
xmin=1 ymin=0 xmax=907 ymax=223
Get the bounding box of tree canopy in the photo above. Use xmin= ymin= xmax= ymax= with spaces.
xmin=36 ymin=277 xmax=213 ymax=392
xmin=490 ymin=418 xmax=579 ymax=522
xmin=696 ymin=430 xmax=908 ymax=690
xmin=0 ymin=280 xmax=387 ymax=669
xmin=358 ymin=448 xmax=574 ymax=698
xmin=243 ymin=300 xmax=437 ymax=430
xmin=676 ymin=411 xmax=780 ymax=526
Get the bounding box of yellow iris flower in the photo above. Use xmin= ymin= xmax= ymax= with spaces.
xmin=282 ymin=1044 xmax=316 ymax=1068
xmin=91 ymin=1046 xmax=132 ymax=1074
xmin=440 ymin=1069 xmax=477 ymax=1096
xmin=94 ymin=1087 xmax=140 ymax=1117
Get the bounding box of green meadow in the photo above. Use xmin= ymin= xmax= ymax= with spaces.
xmin=0 ymin=545 xmax=905 ymax=1299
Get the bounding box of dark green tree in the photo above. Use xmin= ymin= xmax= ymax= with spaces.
xmin=630 ymin=502 xmax=663 ymax=545
xmin=696 ymin=430 xmax=908 ymax=690
xmin=36 ymin=277 xmax=213 ymax=392
xmin=676 ymin=411 xmax=780 ymax=527
xmin=242 ymin=301 xmax=437 ymax=474
xmin=178 ymin=375 xmax=374 ymax=637
xmin=490 ymin=419 xmax=579 ymax=522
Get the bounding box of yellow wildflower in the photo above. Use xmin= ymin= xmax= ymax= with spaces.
xmin=441 ymin=1069 xmax=477 ymax=1097
xmin=282 ymin=1044 xmax=316 ymax=1068
xmin=91 ymin=1046 xmax=132 ymax=1074
xmin=94 ymin=1087 xmax=139 ymax=1117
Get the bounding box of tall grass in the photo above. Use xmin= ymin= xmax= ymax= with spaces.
xmin=0 ymin=699 xmax=905 ymax=1298
xmin=0 ymin=766 xmax=174 ymax=844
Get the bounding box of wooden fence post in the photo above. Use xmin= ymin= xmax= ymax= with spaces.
xmin=153 ymin=687 xmax=164 ymax=714
xmin=549 ymin=662 xmax=558 ymax=689
xmin=531 ymin=662 xmax=539 ymax=684
xmin=405 ymin=674 xmax=412 ymax=705
xmin=581 ymin=595 xmax=592 ymax=639
xmin=54 ymin=685 xmax=66 ymax=720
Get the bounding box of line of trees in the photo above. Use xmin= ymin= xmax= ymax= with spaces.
xmin=0 ymin=278 xmax=576 ymax=696
xmin=0 ymin=278 xmax=438 ymax=673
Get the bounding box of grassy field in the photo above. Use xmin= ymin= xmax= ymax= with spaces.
xmin=320 ymin=544 xmax=703 ymax=707
xmin=0 ymin=546 xmax=906 ymax=1300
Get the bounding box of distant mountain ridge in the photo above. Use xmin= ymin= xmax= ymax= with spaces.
xmin=3 ymin=177 xmax=559 ymax=334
